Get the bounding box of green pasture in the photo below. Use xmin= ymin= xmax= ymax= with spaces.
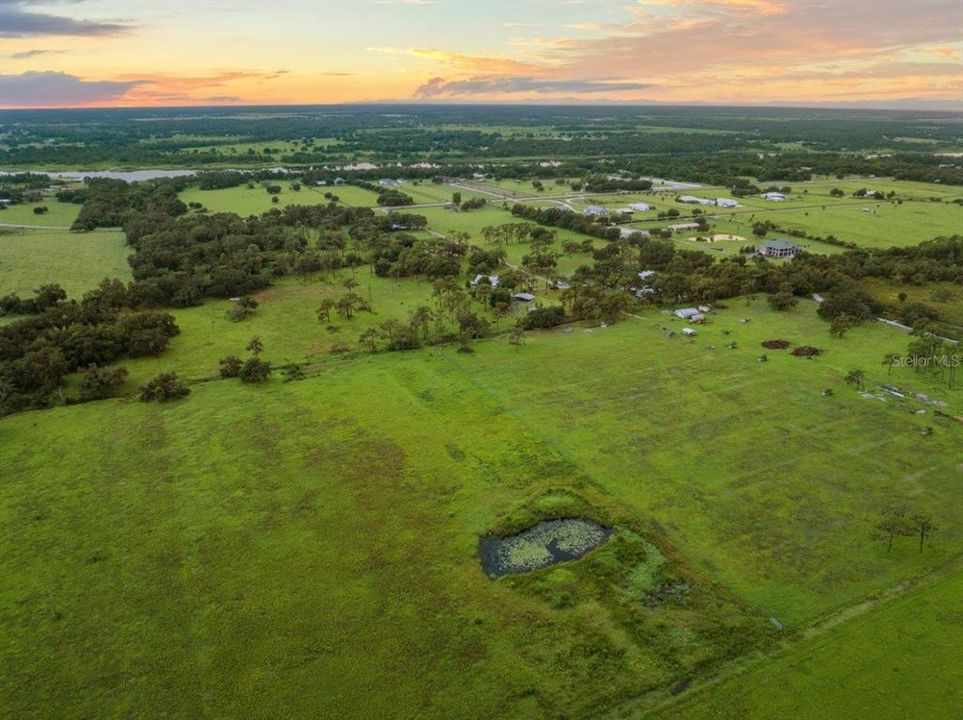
xmin=0 ymin=199 xmax=80 ymax=228
xmin=179 ymin=181 xmax=334 ymax=215
xmin=2 ymin=300 xmax=961 ymax=719
xmin=0 ymin=229 xmax=131 ymax=298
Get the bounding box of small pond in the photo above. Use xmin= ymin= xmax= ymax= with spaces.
xmin=479 ymin=518 xmax=612 ymax=579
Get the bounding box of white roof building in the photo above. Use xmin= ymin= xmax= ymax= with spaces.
xmin=627 ymin=202 xmax=651 ymax=212
xmin=715 ymin=198 xmax=739 ymax=208
xmin=761 ymin=192 xmax=786 ymax=201
xmin=674 ymin=307 xmax=701 ymax=319
xmin=583 ymin=205 xmax=609 ymax=217
xmin=679 ymin=195 xmax=715 ymax=206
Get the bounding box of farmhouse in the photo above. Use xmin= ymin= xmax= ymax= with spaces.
xmin=715 ymin=198 xmax=739 ymax=208
xmin=760 ymin=239 xmax=801 ymax=258
xmin=583 ymin=205 xmax=609 ymax=217
xmin=512 ymin=292 xmax=535 ymax=302
xmin=678 ymin=195 xmax=715 ymax=206
xmin=761 ymin=191 xmax=786 ymax=201
xmin=471 ymin=274 xmax=500 ymax=287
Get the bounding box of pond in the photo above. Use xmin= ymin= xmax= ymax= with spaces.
xmin=479 ymin=518 xmax=612 ymax=579
xmin=0 ymin=169 xmax=198 ymax=183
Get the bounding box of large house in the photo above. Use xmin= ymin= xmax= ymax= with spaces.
xmin=583 ymin=205 xmax=609 ymax=217
xmin=626 ymin=202 xmax=651 ymax=212
xmin=715 ymin=198 xmax=739 ymax=208
xmin=760 ymin=239 xmax=801 ymax=258
xmin=761 ymin=191 xmax=786 ymax=201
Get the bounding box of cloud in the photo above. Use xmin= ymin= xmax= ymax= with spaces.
xmin=0 ymin=0 xmax=131 ymax=37
xmin=0 ymin=70 xmax=144 ymax=107
xmin=9 ymin=48 xmax=64 ymax=59
xmin=414 ymin=75 xmax=655 ymax=97
xmin=368 ymin=46 xmax=539 ymax=74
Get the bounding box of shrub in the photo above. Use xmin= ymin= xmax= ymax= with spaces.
xmin=79 ymin=364 xmax=128 ymax=401
xmin=521 ymin=306 xmax=566 ymax=330
xmin=139 ymin=372 xmax=189 ymax=402
xmin=219 ymin=355 xmax=243 ymax=378
xmin=239 ymin=357 xmax=272 ymax=383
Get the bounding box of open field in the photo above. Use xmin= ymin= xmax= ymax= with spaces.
xmin=2 ymin=300 xmax=961 ymax=719
xmin=179 ymin=181 xmax=333 ymax=215
xmin=0 ymin=228 xmax=131 ymax=298
xmin=0 ymin=199 xmax=80 ymax=228
xmin=647 ymin=562 xmax=963 ymax=720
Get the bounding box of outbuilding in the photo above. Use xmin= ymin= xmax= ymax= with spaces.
xmin=512 ymin=292 xmax=536 ymax=302
xmin=761 ymin=191 xmax=786 ymax=201
xmin=583 ymin=205 xmax=609 ymax=217
xmin=674 ymin=307 xmax=701 ymax=320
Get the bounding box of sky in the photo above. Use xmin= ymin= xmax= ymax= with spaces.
xmin=0 ymin=0 xmax=961 ymax=109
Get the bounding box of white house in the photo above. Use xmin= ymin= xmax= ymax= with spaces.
xmin=627 ymin=202 xmax=651 ymax=212
xmin=761 ymin=191 xmax=786 ymax=201
xmin=715 ymin=198 xmax=739 ymax=208
xmin=668 ymin=222 xmax=701 ymax=232
xmin=583 ymin=205 xmax=609 ymax=217
xmin=674 ymin=307 xmax=701 ymax=320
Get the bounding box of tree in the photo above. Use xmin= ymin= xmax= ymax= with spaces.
xmin=451 ymin=191 xmax=462 ymax=206
xmin=139 ymin=372 xmax=189 ymax=402
xmin=246 ymin=336 xmax=264 ymax=356
xmin=911 ymin=514 xmax=936 ymax=553
xmin=79 ymin=364 xmax=128 ymax=401
xmin=409 ymin=305 xmax=434 ymax=340
xmin=875 ymin=509 xmax=912 ymax=552
xmin=844 ymin=368 xmax=865 ymax=391
xmin=768 ymin=288 xmax=797 ymax=311
xmin=219 ymin=355 xmax=243 ymax=378
xmin=239 ymin=357 xmax=272 ymax=383
xmin=317 ymin=297 xmax=336 ymax=323
xmin=358 ymin=328 xmax=379 ymax=353
xmin=830 ymin=313 xmax=854 ymax=338
xmin=882 ymin=353 xmax=901 ymax=375
xmin=508 ymin=324 xmax=526 ymax=351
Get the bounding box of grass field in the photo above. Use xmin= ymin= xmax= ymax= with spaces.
xmin=0 ymin=228 xmax=131 ymax=298
xmin=644 ymin=562 xmax=963 ymax=720
xmin=0 ymin=199 xmax=80 ymax=228
xmin=2 ymin=298 xmax=961 ymax=719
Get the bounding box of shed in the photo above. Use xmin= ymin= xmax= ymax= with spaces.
xmin=512 ymin=292 xmax=535 ymax=302
xmin=681 ymin=327 xmax=697 ymax=336
xmin=674 ymin=307 xmax=701 ymax=320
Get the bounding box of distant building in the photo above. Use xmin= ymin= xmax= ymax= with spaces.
xmin=760 ymin=239 xmax=800 ymax=258
xmin=638 ymin=270 xmax=656 ymax=281
xmin=619 ymin=227 xmax=650 ymax=240
xmin=668 ymin=222 xmax=701 ymax=232
xmin=333 ymin=177 xmax=346 ymax=185
xmin=379 ymin=178 xmax=403 ymax=187
xmin=674 ymin=307 xmax=702 ymax=320
xmin=627 ymin=202 xmax=651 ymax=212
xmin=681 ymin=327 xmax=697 ymax=337
xmin=761 ymin=191 xmax=786 ymax=201
xmin=583 ymin=205 xmax=609 ymax=217
xmin=472 ymin=274 xmax=500 ymax=287
xmin=678 ymin=195 xmax=715 ymax=206
xmin=715 ymin=198 xmax=739 ymax=208
xmin=512 ymin=292 xmax=536 ymax=302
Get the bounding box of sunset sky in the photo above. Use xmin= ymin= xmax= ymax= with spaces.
xmin=0 ymin=0 xmax=961 ymax=109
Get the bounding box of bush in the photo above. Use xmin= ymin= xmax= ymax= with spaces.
xmin=239 ymin=357 xmax=272 ymax=383
xmin=139 ymin=372 xmax=189 ymax=402
xmin=79 ymin=364 xmax=128 ymax=401
xmin=219 ymin=355 xmax=243 ymax=378
xmin=521 ymin=306 xmax=566 ymax=330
